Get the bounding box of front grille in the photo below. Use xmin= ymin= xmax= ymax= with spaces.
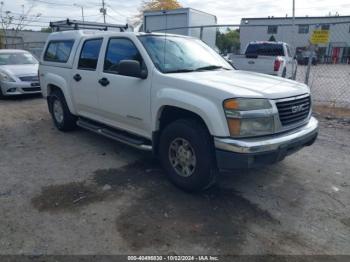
xmin=22 ymin=87 xmax=41 ymax=92
xmin=276 ymin=95 xmax=311 ymax=126
xmin=19 ymin=75 xmax=39 ymax=82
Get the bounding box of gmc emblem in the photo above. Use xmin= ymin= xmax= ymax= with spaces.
xmin=292 ymin=103 xmax=307 ymax=113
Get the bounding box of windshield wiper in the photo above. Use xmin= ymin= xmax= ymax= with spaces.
xmin=166 ymin=69 xmax=196 ymax=73
xmin=193 ymin=65 xmax=230 ymax=71
xmin=165 ymin=65 xmax=230 ymax=74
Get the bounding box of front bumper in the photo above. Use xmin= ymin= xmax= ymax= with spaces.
xmin=0 ymin=81 xmax=41 ymax=96
xmin=214 ymin=117 xmax=319 ymax=169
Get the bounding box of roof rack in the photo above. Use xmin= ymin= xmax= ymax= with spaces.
xmin=50 ymin=19 xmax=128 ymax=32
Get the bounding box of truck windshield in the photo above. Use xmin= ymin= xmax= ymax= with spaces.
xmin=245 ymin=43 xmax=284 ymax=56
xmin=0 ymin=52 xmax=38 ymax=65
xmin=138 ymin=35 xmax=233 ymax=73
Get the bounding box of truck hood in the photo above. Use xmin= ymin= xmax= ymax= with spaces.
xmin=166 ymin=69 xmax=309 ymax=99
xmin=0 ymin=64 xmax=39 ymax=77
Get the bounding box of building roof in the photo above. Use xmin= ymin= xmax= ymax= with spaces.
xmin=241 ymin=15 xmax=350 ymax=20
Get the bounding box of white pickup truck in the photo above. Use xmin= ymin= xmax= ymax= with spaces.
xmin=39 ymin=30 xmax=318 ymax=191
xmin=230 ymin=42 xmax=297 ymax=79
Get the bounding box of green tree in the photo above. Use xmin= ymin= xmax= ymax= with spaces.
xmin=216 ymin=28 xmax=240 ymax=54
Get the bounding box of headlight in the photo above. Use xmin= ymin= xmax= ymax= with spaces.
xmin=224 ymin=98 xmax=272 ymax=111
xmin=0 ymin=71 xmax=15 ymax=82
xmin=224 ymin=98 xmax=274 ymax=137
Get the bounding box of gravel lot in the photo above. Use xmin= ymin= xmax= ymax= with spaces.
xmin=0 ymin=95 xmax=350 ymax=255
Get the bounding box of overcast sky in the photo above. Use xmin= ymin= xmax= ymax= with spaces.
xmin=2 ymin=0 xmax=350 ymax=30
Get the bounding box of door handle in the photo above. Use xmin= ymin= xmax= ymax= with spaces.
xmin=98 ymin=77 xmax=110 ymax=87
xmin=73 ymin=74 xmax=82 ymax=82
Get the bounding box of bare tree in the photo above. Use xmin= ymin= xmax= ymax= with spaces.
xmin=0 ymin=1 xmax=41 ymax=48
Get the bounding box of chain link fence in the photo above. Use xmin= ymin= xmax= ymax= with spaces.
xmin=153 ymin=20 xmax=350 ymax=109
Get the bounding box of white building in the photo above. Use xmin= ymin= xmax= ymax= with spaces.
xmin=1 ymin=30 xmax=50 ymax=58
xmin=240 ymin=15 xmax=350 ymax=63
xmin=143 ymin=8 xmax=217 ymax=49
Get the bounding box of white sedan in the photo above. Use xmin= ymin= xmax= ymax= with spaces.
xmin=0 ymin=49 xmax=41 ymax=97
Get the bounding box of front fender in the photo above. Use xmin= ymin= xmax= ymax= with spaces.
xmin=152 ymin=88 xmax=229 ymax=137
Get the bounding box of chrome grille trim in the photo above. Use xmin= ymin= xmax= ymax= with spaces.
xmin=275 ymin=94 xmax=311 ymax=126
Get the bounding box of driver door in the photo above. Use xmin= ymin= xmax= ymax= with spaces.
xmin=97 ymin=37 xmax=152 ymax=138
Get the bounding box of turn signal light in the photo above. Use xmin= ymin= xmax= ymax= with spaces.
xmin=227 ymin=118 xmax=241 ymax=136
xmin=224 ymin=99 xmax=239 ymax=110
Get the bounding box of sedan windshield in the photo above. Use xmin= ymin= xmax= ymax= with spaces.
xmin=139 ymin=35 xmax=233 ymax=73
xmin=0 ymin=52 xmax=38 ymax=65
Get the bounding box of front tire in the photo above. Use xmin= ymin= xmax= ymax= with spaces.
xmin=159 ymin=119 xmax=217 ymax=192
xmin=48 ymin=90 xmax=77 ymax=131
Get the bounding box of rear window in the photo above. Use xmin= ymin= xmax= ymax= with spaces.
xmin=245 ymin=43 xmax=284 ymax=56
xmin=44 ymin=40 xmax=74 ymax=63
xmin=78 ymin=38 xmax=103 ymax=70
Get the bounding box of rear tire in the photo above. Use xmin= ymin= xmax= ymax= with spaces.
xmin=159 ymin=119 xmax=217 ymax=192
xmin=48 ymin=89 xmax=77 ymax=131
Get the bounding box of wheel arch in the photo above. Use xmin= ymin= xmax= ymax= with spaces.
xmin=152 ymin=87 xmax=228 ymax=137
xmin=46 ymin=82 xmax=77 ymax=115
xmin=152 ymin=104 xmax=227 ymax=155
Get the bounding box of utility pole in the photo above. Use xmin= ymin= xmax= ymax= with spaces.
xmin=291 ymin=0 xmax=297 ymax=79
xmin=74 ymin=4 xmax=84 ymax=22
xmin=100 ymin=0 xmax=106 ymax=24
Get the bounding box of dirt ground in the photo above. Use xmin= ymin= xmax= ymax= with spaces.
xmin=0 ymin=95 xmax=350 ymax=255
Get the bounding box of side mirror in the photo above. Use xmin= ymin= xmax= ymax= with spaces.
xmin=118 ymin=60 xmax=148 ymax=79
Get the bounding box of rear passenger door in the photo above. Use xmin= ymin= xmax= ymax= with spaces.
xmin=71 ymin=38 xmax=103 ymax=119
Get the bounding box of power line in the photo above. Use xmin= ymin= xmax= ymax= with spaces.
xmin=31 ymin=0 xmax=73 ymax=7
xmin=106 ymin=4 xmax=128 ymax=18
xmin=5 ymin=18 xmax=48 ymax=24
xmin=106 ymin=14 xmax=123 ymax=23
xmin=3 ymin=23 xmax=48 ymax=28
xmin=7 ymin=12 xmax=101 ymax=20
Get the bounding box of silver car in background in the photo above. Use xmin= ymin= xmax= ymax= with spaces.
xmin=0 ymin=49 xmax=41 ymax=97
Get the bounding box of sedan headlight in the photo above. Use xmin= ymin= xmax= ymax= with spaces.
xmin=224 ymin=98 xmax=274 ymax=137
xmin=0 ymin=71 xmax=15 ymax=82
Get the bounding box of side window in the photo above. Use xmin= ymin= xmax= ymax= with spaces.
xmin=78 ymin=39 xmax=103 ymax=70
xmin=298 ymin=25 xmax=309 ymax=34
xmin=44 ymin=40 xmax=74 ymax=63
xmin=321 ymin=24 xmax=330 ymax=30
xmin=267 ymin=25 xmax=278 ymax=34
xmin=104 ymin=38 xmax=143 ymax=75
